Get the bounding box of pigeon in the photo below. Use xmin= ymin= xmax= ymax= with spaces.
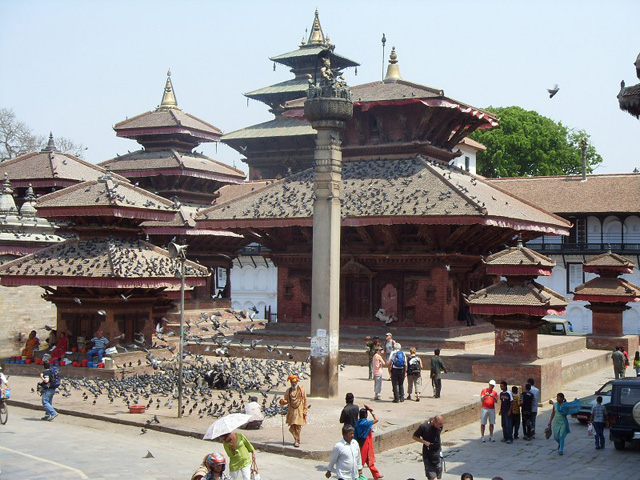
xmin=73 ymin=297 xmax=82 ymax=305
xmin=547 ymin=84 xmax=559 ymax=98
xmin=97 ymin=310 xmax=107 ymax=317
xmin=143 ymin=451 xmax=154 ymax=458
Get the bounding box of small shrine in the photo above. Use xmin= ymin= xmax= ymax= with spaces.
xmin=0 ymin=172 xmax=209 ymax=347
xmin=573 ymin=250 xmax=640 ymax=353
xmin=467 ymin=239 xmax=567 ymax=398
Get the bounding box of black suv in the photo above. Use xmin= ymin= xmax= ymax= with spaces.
xmin=608 ymin=377 xmax=640 ymax=450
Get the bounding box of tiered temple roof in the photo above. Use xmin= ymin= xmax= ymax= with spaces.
xmin=574 ymin=251 xmax=640 ymax=303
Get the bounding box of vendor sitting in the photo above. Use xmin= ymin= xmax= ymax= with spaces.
xmin=21 ymin=330 xmax=40 ymax=359
xmin=50 ymin=332 xmax=68 ymax=363
xmin=86 ymin=330 xmax=109 ymax=364
xmin=242 ymin=396 xmax=264 ymax=430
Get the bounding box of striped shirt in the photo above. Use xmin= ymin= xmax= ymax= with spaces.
xmin=91 ymin=336 xmax=109 ymax=349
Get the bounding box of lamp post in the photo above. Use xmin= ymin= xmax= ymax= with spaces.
xmin=169 ymin=241 xmax=187 ymax=418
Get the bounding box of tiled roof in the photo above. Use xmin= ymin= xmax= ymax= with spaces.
xmin=245 ymin=78 xmax=309 ymax=99
xmin=487 ymin=174 xmax=640 ymax=214
xmin=270 ymin=46 xmax=359 ymax=69
xmin=459 ymin=137 xmax=486 ymax=151
xmin=618 ymin=81 xmax=640 ymax=118
xmin=196 ymin=156 xmax=571 ymax=234
xmin=350 ymin=79 xmax=443 ymax=103
xmin=222 ymin=117 xmax=315 ymax=141
xmin=213 ymin=181 xmax=273 ymax=205
xmin=467 ymin=280 xmax=567 ymax=308
xmin=484 ymin=241 xmax=555 ymax=268
xmin=142 ymin=205 xmax=243 ymax=239
xmin=36 ymin=175 xmax=176 ymax=221
xmin=99 ymin=150 xmax=245 ymax=180
xmin=0 ymin=237 xmax=209 ymax=288
xmin=114 ymin=109 xmax=222 ymax=137
xmin=573 ymin=277 xmax=640 ymax=299
xmin=584 ymin=251 xmax=636 ymax=269
xmin=0 ymin=151 xmax=127 ymax=186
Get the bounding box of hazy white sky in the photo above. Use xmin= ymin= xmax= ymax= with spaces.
xmin=1 ymin=0 xmax=638 ymax=176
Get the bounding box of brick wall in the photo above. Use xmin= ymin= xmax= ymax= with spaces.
xmin=0 ymin=285 xmax=57 ymax=358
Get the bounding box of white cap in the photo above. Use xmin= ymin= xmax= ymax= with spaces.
xmin=489 ymin=379 xmax=496 ymax=386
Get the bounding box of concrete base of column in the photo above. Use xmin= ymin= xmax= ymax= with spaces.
xmin=310 ymin=355 xmax=339 ymax=398
xmin=586 ymin=334 xmax=639 ymax=354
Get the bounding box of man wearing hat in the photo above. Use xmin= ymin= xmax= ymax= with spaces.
xmin=480 ymin=380 xmax=498 ymax=442
xmin=279 ymin=374 xmax=307 ymax=447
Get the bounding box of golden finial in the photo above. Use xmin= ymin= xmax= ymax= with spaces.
xmin=301 ymin=35 xmax=306 ymax=46
xmin=384 ymin=46 xmax=402 ymax=82
xmin=307 ymin=9 xmax=325 ymax=45
xmin=159 ymin=69 xmax=178 ymax=109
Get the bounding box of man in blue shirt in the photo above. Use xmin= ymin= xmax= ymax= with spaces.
xmin=87 ymin=329 xmax=109 ymax=364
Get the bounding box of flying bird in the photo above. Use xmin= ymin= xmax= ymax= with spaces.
xmin=547 ymin=84 xmax=559 ymax=98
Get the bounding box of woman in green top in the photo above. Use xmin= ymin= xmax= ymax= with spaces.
xmin=220 ymin=432 xmax=257 ymax=480
xmin=634 ymin=351 xmax=640 ymax=377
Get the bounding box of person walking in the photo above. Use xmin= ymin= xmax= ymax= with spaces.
xmin=219 ymin=432 xmax=257 ymax=480
xmin=633 ymin=351 xmax=640 ymax=377
xmin=480 ymin=380 xmax=498 ymax=442
xmin=612 ymin=347 xmax=626 ymax=379
xmin=384 ymin=333 xmax=396 ymax=360
xmin=387 ymin=343 xmax=407 ymax=403
xmin=498 ymin=381 xmax=513 ymax=444
xmin=521 ymin=383 xmax=535 ymax=440
xmin=406 ymin=347 xmax=423 ymax=401
xmin=372 ymin=346 xmax=385 ymax=401
xmin=191 ymin=452 xmax=232 ymax=480
xmin=40 ymin=354 xmax=59 ymax=421
xmin=326 ymin=424 xmax=363 ymax=480
xmin=340 ymin=393 xmax=359 ymax=427
xmin=510 ymin=385 xmax=521 ymax=440
xmin=547 ymin=392 xmax=581 ymax=455
xmin=429 ymin=348 xmax=446 ymax=399
xmin=279 ymin=374 xmax=307 ymax=447
xmin=354 ymin=407 xmax=384 ymax=479
xmin=590 ymin=395 xmax=607 ymax=450
xmin=526 ymin=378 xmax=540 ymax=437
xmin=412 ymin=415 xmax=445 ymax=480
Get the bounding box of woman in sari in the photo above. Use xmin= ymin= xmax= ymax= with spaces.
xmin=354 ymin=407 xmax=384 ymax=479
xmin=21 ymin=330 xmax=39 ymax=359
xmin=50 ymin=332 xmax=68 ymax=363
xmin=547 ymin=392 xmax=581 ymax=455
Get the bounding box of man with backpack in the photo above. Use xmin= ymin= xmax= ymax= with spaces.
xmin=40 ymin=354 xmax=59 ymax=421
xmin=387 ymin=343 xmax=407 ymax=403
xmin=407 ymin=347 xmax=423 ymax=402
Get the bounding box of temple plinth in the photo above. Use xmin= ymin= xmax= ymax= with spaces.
xmin=468 ymin=240 xmax=567 ymax=400
xmin=304 ymin=60 xmax=353 ymax=398
xmin=574 ymin=250 xmax=640 ymax=353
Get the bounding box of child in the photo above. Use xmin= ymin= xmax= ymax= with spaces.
xmin=510 ymin=385 xmax=521 ymax=439
xmin=521 ymin=383 xmax=535 ymax=440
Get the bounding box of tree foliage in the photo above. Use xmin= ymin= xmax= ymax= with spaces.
xmin=0 ymin=108 xmax=85 ymax=161
xmin=470 ymin=106 xmax=603 ymax=178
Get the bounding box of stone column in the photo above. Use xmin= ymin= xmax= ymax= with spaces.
xmin=304 ymin=74 xmax=353 ymax=398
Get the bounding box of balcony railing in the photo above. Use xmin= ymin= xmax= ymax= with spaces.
xmin=527 ymin=242 xmax=640 ymax=254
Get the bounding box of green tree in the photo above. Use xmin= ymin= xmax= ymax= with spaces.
xmin=470 ymin=106 xmax=602 ymax=178
xmin=0 ymin=107 xmax=86 ymax=161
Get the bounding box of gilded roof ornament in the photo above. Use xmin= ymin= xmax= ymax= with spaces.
xmin=41 ymin=132 xmax=59 ymax=152
xmin=384 ymin=47 xmax=402 ymax=83
xmin=307 ymin=9 xmax=325 ymax=45
xmin=158 ymin=69 xmax=179 ymax=110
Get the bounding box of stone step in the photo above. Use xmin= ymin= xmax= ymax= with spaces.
xmin=559 ymin=348 xmax=612 ymax=385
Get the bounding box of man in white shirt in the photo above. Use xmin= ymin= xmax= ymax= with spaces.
xmin=527 ymin=378 xmax=540 ymax=438
xmin=242 ymin=395 xmax=264 ymax=430
xmin=326 ymin=424 xmax=363 ymax=480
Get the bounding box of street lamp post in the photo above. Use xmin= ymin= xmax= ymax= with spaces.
xmin=169 ymin=241 xmax=187 ymax=418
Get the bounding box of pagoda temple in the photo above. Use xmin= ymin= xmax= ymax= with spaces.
xmin=467 ymin=239 xmax=567 ymax=399
xmin=574 ymin=250 xmax=640 ymax=353
xmin=0 ymin=172 xmax=209 ymax=347
xmin=223 ymin=9 xmax=359 ymax=180
xmin=618 ymin=53 xmax=640 ymax=118
xmin=198 ymin=49 xmax=572 ymax=329
xmin=0 ymin=133 xmax=127 ymax=206
xmin=100 ymin=72 xmax=249 ymax=303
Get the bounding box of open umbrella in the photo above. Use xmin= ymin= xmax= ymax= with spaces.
xmin=203 ymin=413 xmax=252 ymax=440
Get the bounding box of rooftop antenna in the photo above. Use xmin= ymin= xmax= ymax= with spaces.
xmin=381 ymin=33 xmax=387 ymax=81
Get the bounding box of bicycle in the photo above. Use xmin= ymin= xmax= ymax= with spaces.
xmin=0 ymin=388 xmax=10 ymax=424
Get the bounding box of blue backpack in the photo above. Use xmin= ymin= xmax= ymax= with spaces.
xmin=393 ymin=351 xmax=406 ymax=369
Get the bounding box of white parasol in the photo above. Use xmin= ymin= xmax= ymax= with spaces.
xmin=203 ymin=413 xmax=252 ymax=440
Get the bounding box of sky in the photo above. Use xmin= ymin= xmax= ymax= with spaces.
xmin=1 ymin=0 xmax=639 ymax=176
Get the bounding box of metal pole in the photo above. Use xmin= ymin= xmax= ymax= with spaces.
xmin=381 ymin=33 xmax=386 ymax=81
xmin=178 ymin=256 xmax=185 ymax=418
